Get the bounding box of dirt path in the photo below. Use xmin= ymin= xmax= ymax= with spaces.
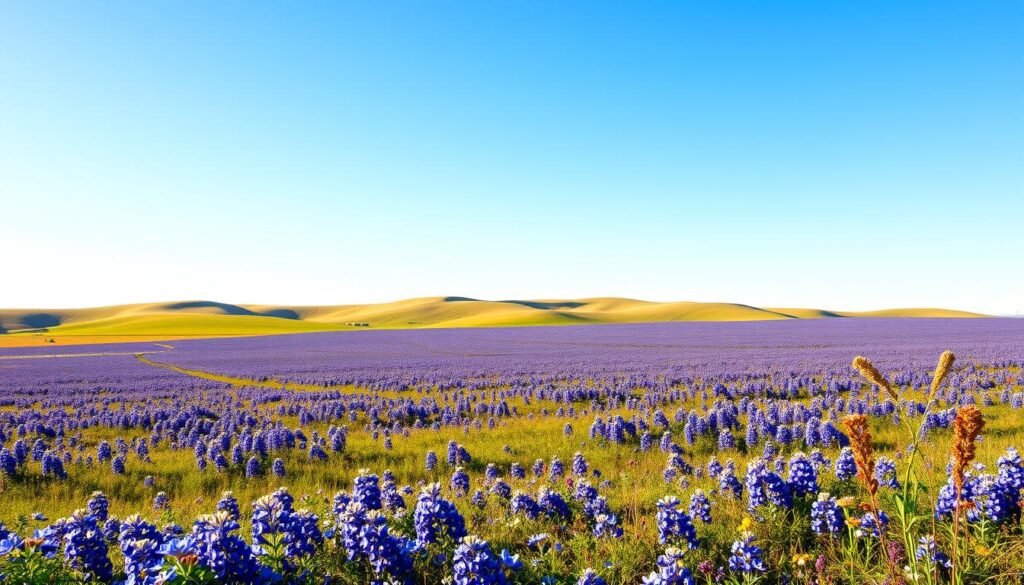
xmin=133 ymin=353 xmax=358 ymax=393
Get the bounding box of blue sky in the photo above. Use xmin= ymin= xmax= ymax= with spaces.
xmin=1 ymin=2 xmax=1021 ymax=314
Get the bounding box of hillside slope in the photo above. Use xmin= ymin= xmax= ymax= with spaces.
xmin=0 ymin=297 xmax=986 ymax=342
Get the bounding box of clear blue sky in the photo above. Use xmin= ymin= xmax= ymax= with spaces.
xmin=1 ymin=2 xmax=1021 ymax=314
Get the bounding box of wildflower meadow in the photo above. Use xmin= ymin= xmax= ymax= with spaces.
xmin=1 ymin=319 xmax=1023 ymax=584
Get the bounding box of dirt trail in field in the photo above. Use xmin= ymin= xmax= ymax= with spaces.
xmin=134 ymin=353 xmax=358 ymax=394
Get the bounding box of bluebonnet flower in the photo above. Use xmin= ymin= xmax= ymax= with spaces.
xmin=119 ymin=514 xmax=165 ymax=585
xmin=640 ymin=432 xmax=653 ymax=451
xmin=232 ymin=445 xmax=245 ymax=465
xmin=915 ymin=535 xmax=951 ymax=569
xmin=353 ymin=469 xmax=383 ymax=510
xmin=121 ymin=540 xmax=168 ymax=585
xmin=451 ymin=467 xmax=470 ymax=496
xmin=745 ymin=459 xmax=792 ymax=510
xmin=87 ymin=491 xmax=109 ymax=522
xmin=706 ymin=458 xmax=723 ymax=480
xmin=775 ymin=425 xmax=793 ymax=446
xmin=499 ymin=548 xmax=522 ymax=571
xmin=688 ymin=490 xmax=711 ymax=524
xmin=717 ymin=429 xmax=735 ymax=450
xmin=97 ymin=441 xmax=112 ymax=463
xmin=510 ymin=462 xmax=525 ymax=479
xmin=858 ymin=511 xmax=888 ymax=538
xmin=683 ymin=417 xmax=696 ymax=446
xmin=32 ymin=439 xmax=47 ymax=462
xmin=643 ymin=547 xmax=695 ymax=585
xmin=414 ymin=483 xmax=467 ymax=547
xmin=592 ymin=511 xmax=623 ymax=539
xmin=0 ymin=533 xmax=23 ymax=556
xmin=809 ymin=449 xmax=830 ymax=471
xmin=728 ymin=535 xmax=766 ymax=574
xmin=810 ymin=493 xmax=844 ymax=535
xmin=510 ymin=491 xmax=542 ymax=519
xmin=971 ymin=474 xmax=1015 ymax=523
xmin=997 ymin=447 xmax=1024 ymax=492
xmin=136 ymin=441 xmax=151 ymax=463
xmin=216 ymin=492 xmax=240 ymax=521
xmin=213 ymin=452 xmax=229 ymax=472
xmin=381 ymin=475 xmax=406 ymax=514
xmin=0 ymin=448 xmax=16 ymax=477
xmin=550 ymin=457 xmax=565 ymax=481
xmin=153 ymin=492 xmax=169 ymax=511
xmin=42 ymin=451 xmax=67 ymax=479
xmin=572 ymin=452 xmax=588 ymax=476
xmin=245 ymin=456 xmax=261 ymax=478
xmin=62 ymin=510 xmax=114 ymax=581
xmin=309 ymin=443 xmax=328 ymax=461
xmin=787 ymin=452 xmax=818 ymax=497
xmin=533 ymin=459 xmax=545 ymax=478
xmin=538 ymin=486 xmax=571 ymax=520
xmin=251 ymin=488 xmax=323 ymax=567
xmin=271 ymin=458 xmax=286 ymax=478
xmin=745 ymin=422 xmax=760 ymax=449
xmin=804 ymin=418 xmax=820 ymax=447
xmin=330 ymin=428 xmax=346 ymax=453
xmin=935 ymin=472 xmax=976 ymax=520
xmin=663 ymin=466 xmax=677 ymax=484
xmin=578 ymin=567 xmax=608 ymax=585
xmin=452 ymin=535 xmax=508 ymax=585
xmin=834 ymin=447 xmax=857 ymax=481
xmin=101 ymin=516 xmax=121 ymax=544
xmin=472 ymin=489 xmax=488 ymax=509
xmin=719 ymin=464 xmax=743 ymax=499
xmin=191 ymin=511 xmax=273 ymax=583
xmin=660 ymin=432 xmax=673 ymax=452
xmin=667 ymin=452 xmax=692 ymax=476
xmin=426 ymin=450 xmax=438 ymax=471
xmin=655 ymin=496 xmax=699 ymax=548
xmin=589 ymin=417 xmax=607 ymax=440
xmin=874 ymin=457 xmax=900 ymax=489
xmin=490 ymin=479 xmax=512 ymax=500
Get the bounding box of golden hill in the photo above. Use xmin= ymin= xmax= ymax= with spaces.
xmin=0 ymin=297 xmax=986 ymax=346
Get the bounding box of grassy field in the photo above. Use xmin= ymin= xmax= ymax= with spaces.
xmin=1 ymin=348 xmax=1021 ymax=584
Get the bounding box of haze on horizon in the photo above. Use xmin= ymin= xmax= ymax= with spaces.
xmin=1 ymin=2 xmax=1021 ymax=315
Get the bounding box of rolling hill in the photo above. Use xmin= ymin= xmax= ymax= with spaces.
xmin=0 ymin=297 xmax=987 ymax=346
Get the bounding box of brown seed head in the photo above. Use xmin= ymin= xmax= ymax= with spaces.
xmin=852 ymin=356 xmax=898 ymax=403
xmin=929 ymin=350 xmax=955 ymax=399
xmin=951 ymin=405 xmax=984 ymax=494
xmin=842 ymin=414 xmax=878 ymax=495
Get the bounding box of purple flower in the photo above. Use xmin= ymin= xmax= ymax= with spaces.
xmin=656 ymin=496 xmax=699 ymax=548
xmin=452 ymin=535 xmax=507 ymax=585
xmin=728 ymin=535 xmax=765 ymax=574
xmin=414 ymin=483 xmax=466 ymax=547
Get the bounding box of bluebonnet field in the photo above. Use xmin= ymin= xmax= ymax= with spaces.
xmin=1 ymin=319 xmax=1023 ymax=584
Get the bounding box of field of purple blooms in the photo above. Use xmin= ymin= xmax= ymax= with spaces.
xmin=1 ymin=319 xmax=1023 ymax=584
